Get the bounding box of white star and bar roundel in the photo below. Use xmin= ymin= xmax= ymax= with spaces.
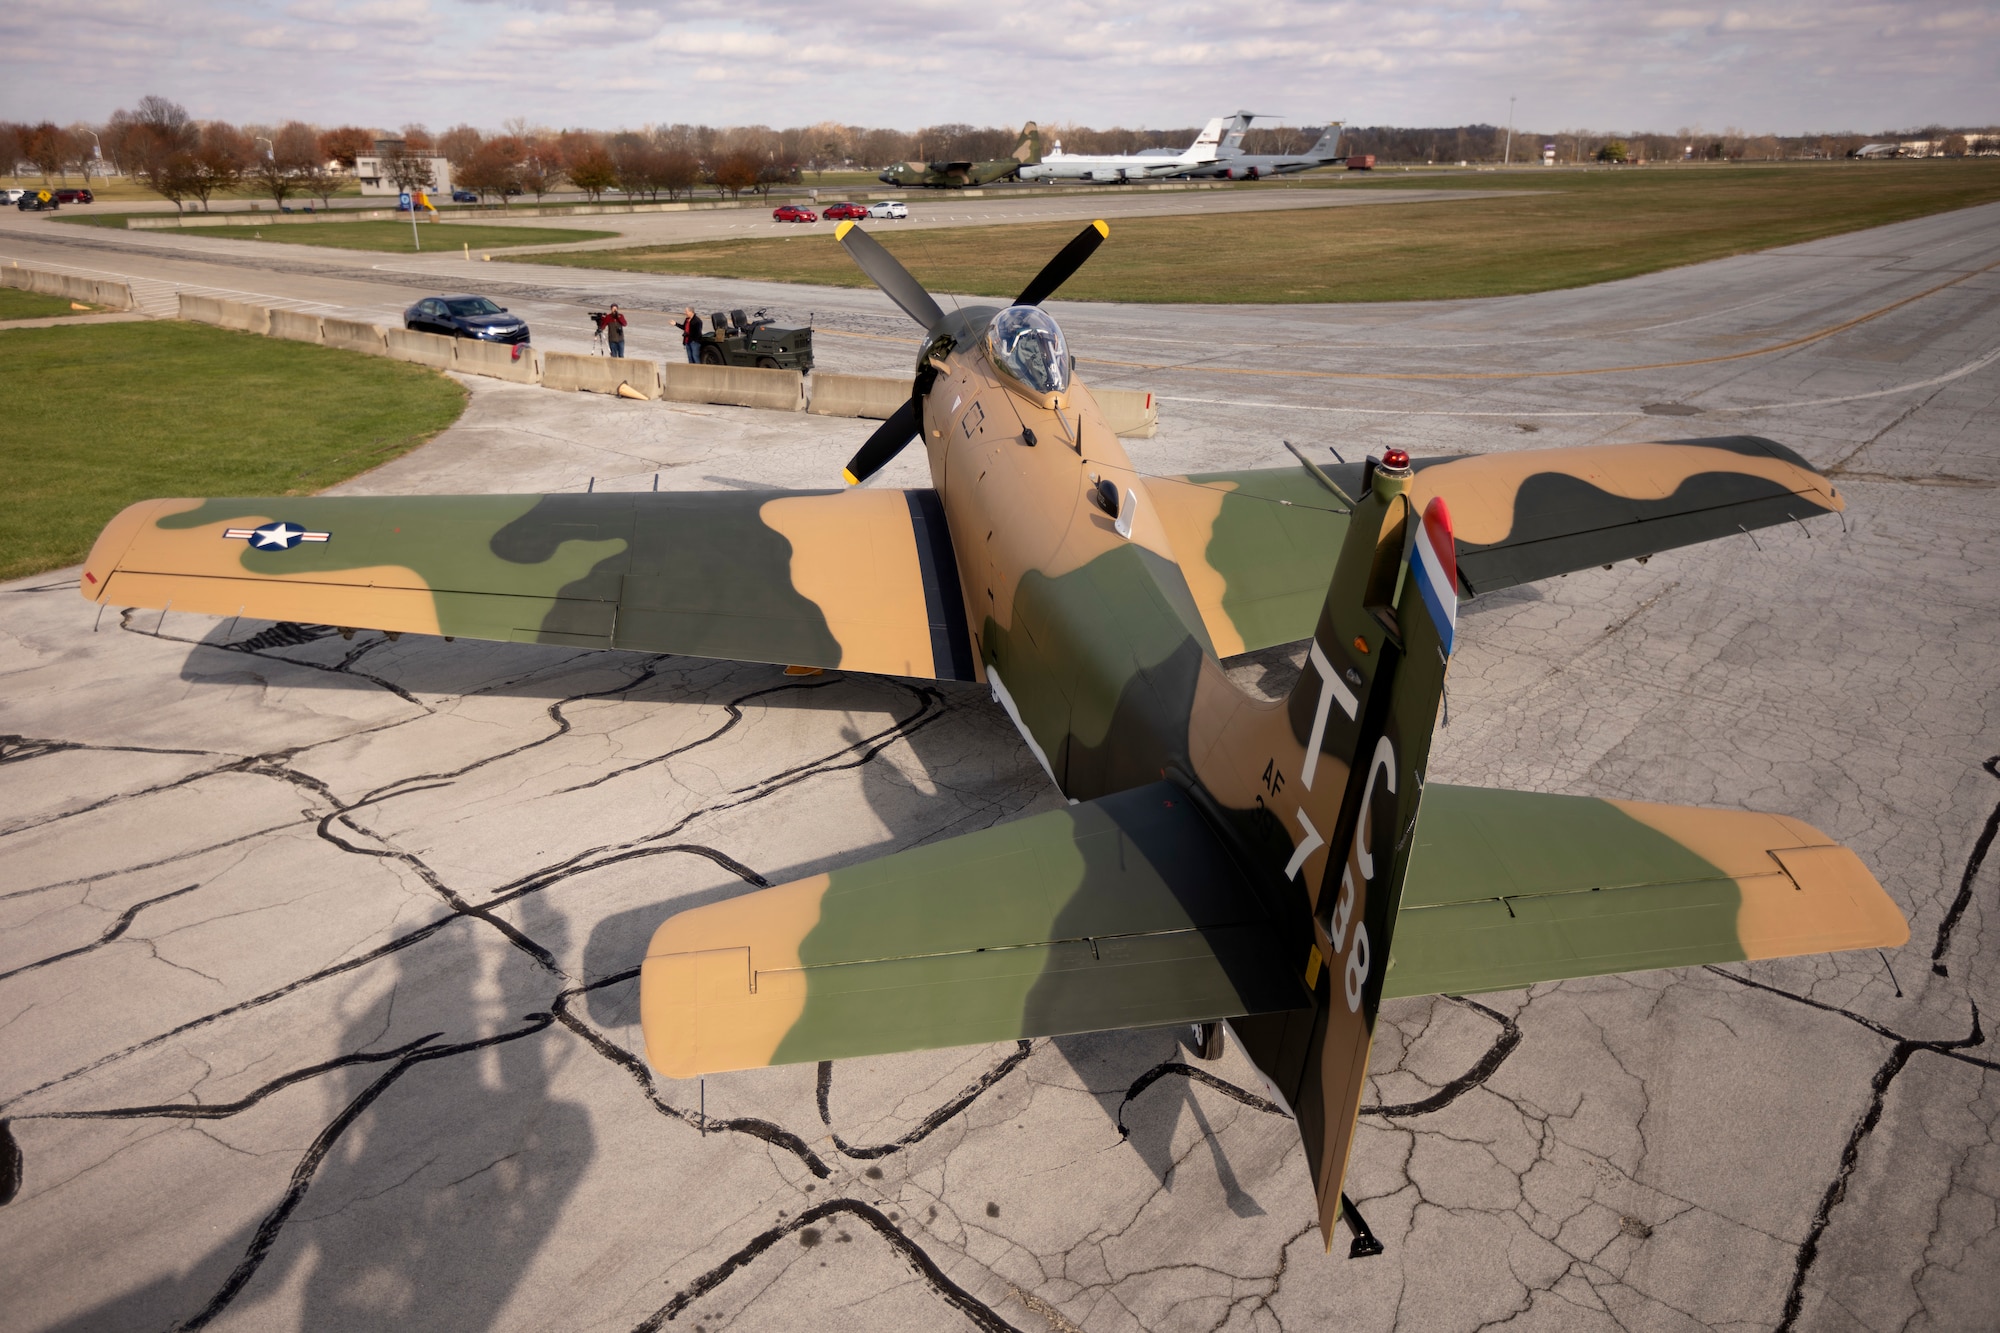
xmin=223 ymin=522 xmax=332 ymax=550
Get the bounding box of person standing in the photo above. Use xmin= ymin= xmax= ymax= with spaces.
xmin=679 ymin=306 xmax=703 ymax=363
xmin=603 ymin=303 xmax=627 ymax=358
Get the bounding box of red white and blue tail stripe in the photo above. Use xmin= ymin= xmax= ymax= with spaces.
xmin=1409 ymin=496 xmax=1457 ymax=656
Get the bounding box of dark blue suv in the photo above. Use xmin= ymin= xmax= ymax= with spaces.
xmin=404 ymin=294 xmax=530 ymax=344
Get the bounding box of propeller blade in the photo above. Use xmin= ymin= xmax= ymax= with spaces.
xmin=836 ymin=222 xmax=946 ymax=331
xmin=1015 ymin=220 xmax=1108 ymax=306
xmin=842 ymin=395 xmax=922 ymax=486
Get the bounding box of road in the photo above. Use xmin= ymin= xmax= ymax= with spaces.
xmin=1 ymin=202 xmax=1997 ymax=1332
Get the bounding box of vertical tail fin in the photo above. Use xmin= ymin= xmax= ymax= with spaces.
xmin=1226 ymin=453 xmax=1456 ymax=1249
xmin=1306 ymin=122 xmax=1345 ymax=159
xmin=1013 ymin=122 xmax=1044 ymax=165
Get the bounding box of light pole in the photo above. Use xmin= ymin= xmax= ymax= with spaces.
xmin=1504 ymin=96 xmax=1516 ymax=167
xmin=254 ymin=136 xmax=274 ymax=161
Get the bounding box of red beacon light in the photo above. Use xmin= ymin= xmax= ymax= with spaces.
xmin=1381 ymin=448 xmax=1411 ymax=469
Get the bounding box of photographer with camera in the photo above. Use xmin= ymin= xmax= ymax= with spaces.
xmin=596 ymin=303 xmax=627 ymax=358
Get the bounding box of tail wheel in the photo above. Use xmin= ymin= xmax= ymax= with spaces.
xmin=1191 ymin=1022 xmax=1224 ymax=1061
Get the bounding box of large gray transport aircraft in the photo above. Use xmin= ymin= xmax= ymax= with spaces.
xmin=1180 ymin=119 xmax=1346 ymax=178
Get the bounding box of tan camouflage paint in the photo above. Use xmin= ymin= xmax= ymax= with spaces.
xmin=1409 ymin=442 xmax=1843 ymax=546
xmin=760 ymin=491 xmax=939 ymax=676
xmin=640 ymin=874 xmax=825 ymax=1078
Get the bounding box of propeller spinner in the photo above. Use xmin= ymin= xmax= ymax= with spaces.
xmin=834 ymin=219 xmax=1109 ymax=485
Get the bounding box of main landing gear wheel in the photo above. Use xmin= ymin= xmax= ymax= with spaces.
xmin=1190 ymin=1022 xmax=1224 ymax=1061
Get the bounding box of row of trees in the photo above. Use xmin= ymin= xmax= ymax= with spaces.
xmin=1341 ymin=123 xmax=2000 ymax=164
xmin=10 ymin=102 xmax=1998 ymax=213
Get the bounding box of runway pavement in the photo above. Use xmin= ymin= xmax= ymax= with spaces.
xmin=1 ymin=203 xmax=1996 ymax=1332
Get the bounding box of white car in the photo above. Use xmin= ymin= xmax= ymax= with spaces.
xmin=866 ymin=201 xmax=909 ymax=220
xmin=0 ymin=189 xmax=26 ymax=204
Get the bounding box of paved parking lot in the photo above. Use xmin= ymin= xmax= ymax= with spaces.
xmin=1 ymin=203 xmax=1996 ymax=1332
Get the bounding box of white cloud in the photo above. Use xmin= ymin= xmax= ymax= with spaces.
xmin=0 ymin=0 xmax=1992 ymax=133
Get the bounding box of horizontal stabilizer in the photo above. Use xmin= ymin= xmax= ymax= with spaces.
xmin=1148 ymin=437 xmax=1844 ymax=656
xmin=639 ymin=781 xmax=1308 ymax=1078
xmin=1385 ymin=786 xmax=1907 ymax=998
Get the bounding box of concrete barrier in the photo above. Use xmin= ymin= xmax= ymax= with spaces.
xmin=661 ymin=362 xmax=804 ymax=412
xmin=542 ymin=350 xmax=659 ymax=399
xmin=267 ymin=309 xmax=323 ymax=344
xmin=808 ymin=373 xmax=909 ymax=420
xmin=177 ymin=293 xmax=271 ymax=335
xmin=1094 ymin=387 xmax=1159 ymax=439
xmin=454 ymin=338 xmax=540 ymax=384
xmin=2 ymin=265 xmax=136 ymax=310
xmin=321 ymin=317 xmax=387 ymax=356
xmin=385 ymin=327 xmax=458 ymax=370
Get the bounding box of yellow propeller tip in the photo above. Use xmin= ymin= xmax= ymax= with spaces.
xmin=835 ymin=220 xmax=854 ymax=241
xmin=1092 ymin=219 xmax=1109 ymax=238
xmin=842 ymin=468 xmax=860 ymax=486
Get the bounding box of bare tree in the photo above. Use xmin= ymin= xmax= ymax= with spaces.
xmin=566 ymin=144 xmax=618 ymax=199
xmin=516 ymin=139 xmax=565 ymax=201
xmin=437 ymin=124 xmax=484 ymax=166
xmin=22 ymin=123 xmax=64 ymax=181
xmin=184 ymin=123 xmax=251 ymax=211
xmin=318 ymin=126 xmax=375 ymax=169
xmin=711 ymin=151 xmax=759 ymax=197
xmin=659 ymin=149 xmax=699 ymax=199
xmin=380 ymin=142 xmax=439 ymax=196
xmin=458 ymin=138 xmax=522 ymax=203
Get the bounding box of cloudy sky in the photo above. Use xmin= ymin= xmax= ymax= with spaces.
xmin=3 ymin=0 xmax=1994 ymax=134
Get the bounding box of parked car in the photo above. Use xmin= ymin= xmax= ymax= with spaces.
xmin=771 ymin=205 xmax=818 ymax=223
xmin=821 ymin=202 xmax=868 ymax=220
xmin=866 ymin=201 xmax=909 ymax=220
xmin=450 ymin=189 xmax=478 ymax=203
xmin=403 ymin=294 xmax=530 ymax=345
xmin=16 ymin=192 xmax=59 ymax=212
xmin=54 ymin=188 xmax=93 ymax=204
xmin=0 ymin=189 xmax=25 ymax=204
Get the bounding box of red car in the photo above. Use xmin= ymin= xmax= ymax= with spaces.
xmin=54 ymin=188 xmax=95 ymax=204
xmin=821 ymin=202 xmax=867 ymax=220
xmin=771 ymin=205 xmax=818 ymax=223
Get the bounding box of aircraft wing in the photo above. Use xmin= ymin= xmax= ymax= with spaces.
xmin=1383 ymin=785 xmax=1908 ymax=999
xmin=639 ymin=780 xmax=1309 ymax=1078
xmin=80 ymin=489 xmax=978 ymax=680
xmin=1144 ymin=436 xmax=1844 ymax=657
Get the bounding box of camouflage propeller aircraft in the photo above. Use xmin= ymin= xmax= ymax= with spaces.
xmin=878 ymin=122 xmax=1044 ymax=189
xmin=79 ymin=220 xmax=1907 ymax=1251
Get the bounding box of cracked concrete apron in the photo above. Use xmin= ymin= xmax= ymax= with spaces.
xmin=2 ymin=204 xmax=1998 ymax=1332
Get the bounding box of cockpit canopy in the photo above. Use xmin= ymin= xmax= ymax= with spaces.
xmin=987 ymin=305 xmax=1070 ymax=396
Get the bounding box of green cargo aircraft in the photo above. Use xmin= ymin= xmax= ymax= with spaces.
xmin=878 ymin=122 xmax=1044 ymax=188
xmin=80 ymin=219 xmax=1905 ymax=1252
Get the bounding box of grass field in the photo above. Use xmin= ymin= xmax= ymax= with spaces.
xmin=172 ymin=219 xmax=619 ymax=252
xmin=0 ymin=322 xmax=466 ymax=581
xmin=518 ymin=161 xmax=2000 ymax=303
xmin=0 ymin=289 xmax=92 ymax=320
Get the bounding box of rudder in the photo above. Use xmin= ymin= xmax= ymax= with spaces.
xmin=1229 ymin=450 xmax=1456 ymax=1248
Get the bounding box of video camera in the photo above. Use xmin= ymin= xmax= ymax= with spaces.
xmin=588 ymin=311 xmax=610 ymax=332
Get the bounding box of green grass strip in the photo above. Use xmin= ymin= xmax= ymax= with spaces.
xmin=0 ymin=321 xmax=466 ymax=581
xmin=0 ymin=288 xmax=91 ymax=320
xmin=517 ymin=161 xmax=2000 ymax=303
xmin=170 ymin=220 xmax=618 ymax=252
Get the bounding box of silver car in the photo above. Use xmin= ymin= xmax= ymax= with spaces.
xmin=866 ymin=201 xmax=909 ymax=220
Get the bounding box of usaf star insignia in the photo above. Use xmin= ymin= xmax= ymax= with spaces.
xmin=223 ymin=521 xmax=331 ymax=550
